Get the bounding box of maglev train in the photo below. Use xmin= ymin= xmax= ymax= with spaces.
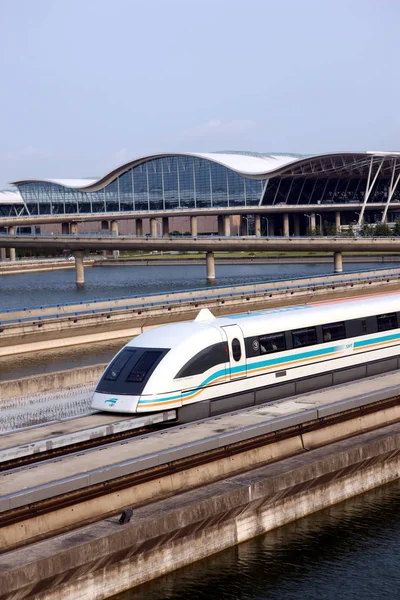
xmin=92 ymin=291 xmax=400 ymax=421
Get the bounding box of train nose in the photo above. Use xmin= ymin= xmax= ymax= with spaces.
xmin=91 ymin=392 xmax=140 ymax=413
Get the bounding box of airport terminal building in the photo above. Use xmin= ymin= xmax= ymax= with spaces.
xmin=4 ymin=150 xmax=400 ymax=235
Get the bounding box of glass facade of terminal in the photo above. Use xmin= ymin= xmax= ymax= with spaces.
xmin=262 ymin=176 xmax=400 ymax=205
xmin=18 ymin=156 xmax=266 ymax=215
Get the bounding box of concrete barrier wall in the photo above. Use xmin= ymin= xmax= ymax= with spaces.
xmin=0 ymin=364 xmax=106 ymax=401
xmin=1 ymin=422 xmax=398 ymax=599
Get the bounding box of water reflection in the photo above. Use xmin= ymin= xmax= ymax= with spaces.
xmin=112 ymin=481 xmax=400 ymax=600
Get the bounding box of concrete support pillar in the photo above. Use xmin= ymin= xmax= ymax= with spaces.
xmin=136 ymin=218 xmax=143 ymax=236
xmin=310 ymin=213 xmax=316 ymax=232
xmin=190 ymin=215 xmax=198 ymax=237
xmin=74 ymin=251 xmax=85 ymax=285
xmin=206 ymin=251 xmax=215 ymax=281
xmin=334 ymin=251 xmax=343 ymax=274
xmin=8 ymin=226 xmax=16 ymax=261
xmin=254 ymin=214 xmax=261 ymax=237
xmin=62 ymin=222 xmax=70 ymax=235
xmin=162 ymin=217 xmax=169 ymax=237
xmin=223 ymin=215 xmax=231 ymax=237
xmin=110 ymin=220 xmax=119 ymax=259
xmin=70 ymin=222 xmax=78 ymax=235
xmin=0 ymin=248 xmax=6 ymax=262
xmin=283 ymin=213 xmax=289 ymax=237
xmin=110 ymin=220 xmax=118 ymax=235
xmin=240 ymin=216 xmax=247 ymax=236
xmin=294 ymin=214 xmax=300 ymax=237
xmin=217 ymin=215 xmax=224 ymax=236
xmin=335 ymin=211 xmax=341 ymax=234
xmin=150 ymin=218 xmax=158 ymax=237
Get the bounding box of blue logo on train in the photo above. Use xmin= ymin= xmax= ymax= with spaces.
xmin=105 ymin=398 xmax=118 ymax=406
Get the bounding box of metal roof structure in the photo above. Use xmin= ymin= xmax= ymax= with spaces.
xmin=9 ymin=151 xmax=400 ymax=226
xmin=12 ymin=150 xmax=400 ymax=189
xmin=0 ymin=190 xmax=24 ymax=205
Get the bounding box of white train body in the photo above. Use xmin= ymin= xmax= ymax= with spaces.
xmin=91 ymin=292 xmax=400 ymax=416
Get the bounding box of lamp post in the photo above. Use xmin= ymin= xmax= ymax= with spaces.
xmin=264 ymin=217 xmax=269 ymax=237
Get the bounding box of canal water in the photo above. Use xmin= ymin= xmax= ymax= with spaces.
xmin=111 ymin=480 xmax=400 ymax=600
xmin=1 ymin=262 xmax=397 ymax=310
xmin=1 ymin=262 xmax=399 ymax=380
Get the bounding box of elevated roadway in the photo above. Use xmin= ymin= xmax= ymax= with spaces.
xmin=2 ymin=233 xmax=400 ymax=282
xmin=0 ymin=203 xmax=395 ymax=228
xmin=2 ymin=233 xmax=400 ymax=252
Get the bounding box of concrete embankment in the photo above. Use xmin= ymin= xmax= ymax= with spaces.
xmin=0 ymin=364 xmax=105 ymax=402
xmin=1 ymin=422 xmax=398 ymax=600
xmin=0 ymin=258 xmax=95 ymax=275
xmin=95 ymin=254 xmax=400 ymax=267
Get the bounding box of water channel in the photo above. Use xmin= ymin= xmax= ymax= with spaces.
xmin=111 ymin=480 xmax=400 ymax=600
xmin=1 ymin=261 xmax=399 ymax=380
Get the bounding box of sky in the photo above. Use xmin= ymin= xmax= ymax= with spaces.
xmin=0 ymin=0 xmax=399 ymax=189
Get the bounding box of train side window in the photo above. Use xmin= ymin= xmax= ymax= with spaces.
xmin=377 ymin=313 xmax=398 ymax=332
xmin=292 ymin=327 xmax=317 ymax=348
xmin=126 ymin=350 xmax=163 ymax=383
xmin=259 ymin=332 xmax=286 ymax=354
xmin=231 ymin=339 xmax=242 ymax=361
xmin=361 ymin=320 xmax=367 ymax=334
xmin=175 ymin=342 xmax=228 ymax=378
xmin=104 ymin=349 xmax=136 ymax=381
xmin=322 ymin=322 xmax=346 ymax=342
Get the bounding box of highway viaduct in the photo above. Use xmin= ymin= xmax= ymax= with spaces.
xmin=1 ymin=233 xmax=400 ymax=283
xmin=0 ymin=201 xmax=396 ymax=263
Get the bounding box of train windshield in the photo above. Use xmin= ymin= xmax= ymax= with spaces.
xmin=96 ymin=347 xmax=169 ymax=395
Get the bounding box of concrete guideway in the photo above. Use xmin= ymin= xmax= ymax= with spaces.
xmin=0 ymin=410 xmax=176 ymax=465
xmin=0 ymin=421 xmax=399 ymax=599
xmin=2 ymin=268 xmax=400 ymax=357
xmin=1 ymin=370 xmax=399 ymax=517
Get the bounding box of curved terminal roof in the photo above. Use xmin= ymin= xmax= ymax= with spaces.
xmin=11 ymin=150 xmax=400 ymax=192
xmin=0 ymin=190 xmax=24 ymax=205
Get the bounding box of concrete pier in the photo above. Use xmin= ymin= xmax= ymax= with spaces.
xmin=223 ymin=215 xmax=231 ymax=237
xmin=283 ymin=213 xmax=289 ymax=237
xmin=110 ymin=220 xmax=119 ymax=259
xmin=206 ymin=250 xmax=215 ymax=280
xmin=0 ymin=247 xmax=6 ymax=262
xmin=310 ymin=212 xmax=316 ymax=231
xmin=254 ymin=214 xmax=261 ymax=237
xmin=335 ymin=211 xmax=341 ymax=233
xmin=334 ymin=251 xmax=343 ymax=273
xmin=150 ymin=217 xmax=158 ymax=237
xmin=7 ymin=226 xmax=16 ymax=261
xmin=74 ymin=250 xmax=85 ymax=285
xmin=70 ymin=222 xmax=78 ymax=235
xmin=190 ymin=215 xmax=198 ymax=237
